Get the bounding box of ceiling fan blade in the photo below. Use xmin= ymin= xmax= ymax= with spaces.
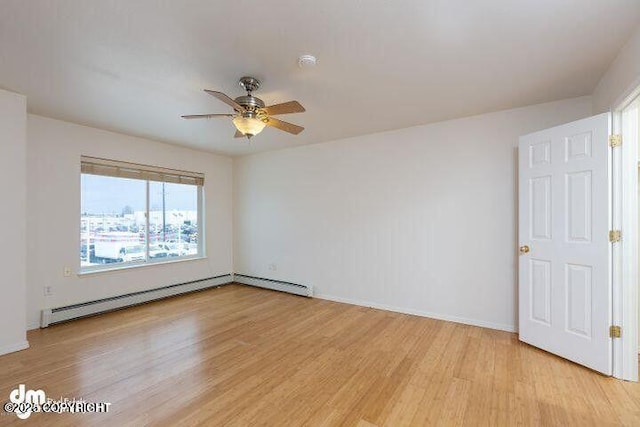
xmin=234 ymin=130 xmax=245 ymax=138
xmin=204 ymin=90 xmax=245 ymax=112
xmin=263 ymin=101 xmax=305 ymax=116
xmin=181 ymin=114 xmax=234 ymax=119
xmin=265 ymin=117 xmax=304 ymax=135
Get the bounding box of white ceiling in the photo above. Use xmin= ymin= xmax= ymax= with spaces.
xmin=1 ymin=1 xmax=639 ymax=156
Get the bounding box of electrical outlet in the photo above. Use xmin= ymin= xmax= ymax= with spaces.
xmin=63 ymin=267 xmax=72 ymax=277
xmin=43 ymin=286 xmax=53 ymax=297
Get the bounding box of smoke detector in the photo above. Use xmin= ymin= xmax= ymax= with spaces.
xmin=298 ymin=54 xmax=318 ymax=68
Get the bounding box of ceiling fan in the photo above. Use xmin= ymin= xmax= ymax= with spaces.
xmin=182 ymin=76 xmax=305 ymax=139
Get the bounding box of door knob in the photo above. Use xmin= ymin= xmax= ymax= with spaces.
xmin=519 ymin=245 xmax=530 ymax=254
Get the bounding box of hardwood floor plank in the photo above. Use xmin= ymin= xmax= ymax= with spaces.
xmin=0 ymin=284 xmax=637 ymax=426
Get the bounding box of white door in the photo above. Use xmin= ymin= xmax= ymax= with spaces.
xmin=518 ymin=113 xmax=612 ymax=375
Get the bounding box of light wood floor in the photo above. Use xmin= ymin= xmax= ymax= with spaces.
xmin=1 ymin=284 xmax=639 ymax=426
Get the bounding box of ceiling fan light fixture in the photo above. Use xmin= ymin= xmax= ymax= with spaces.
xmin=232 ymin=115 xmax=266 ymax=137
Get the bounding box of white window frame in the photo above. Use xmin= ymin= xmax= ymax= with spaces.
xmin=80 ymin=159 xmax=205 ymax=274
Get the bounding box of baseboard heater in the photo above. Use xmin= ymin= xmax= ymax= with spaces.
xmin=40 ymin=274 xmax=233 ymax=327
xmin=233 ymin=274 xmax=313 ymax=297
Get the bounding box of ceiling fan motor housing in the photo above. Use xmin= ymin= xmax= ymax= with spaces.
xmin=234 ymin=95 xmax=265 ymax=111
xmin=235 ymin=76 xmax=264 ymax=113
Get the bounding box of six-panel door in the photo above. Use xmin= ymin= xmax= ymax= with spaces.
xmin=518 ymin=113 xmax=612 ymax=375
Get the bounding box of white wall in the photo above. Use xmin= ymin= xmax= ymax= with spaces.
xmin=234 ymin=96 xmax=593 ymax=332
xmin=593 ymin=23 xmax=640 ymax=112
xmin=26 ymin=115 xmax=233 ymax=329
xmin=0 ymin=89 xmax=28 ymax=354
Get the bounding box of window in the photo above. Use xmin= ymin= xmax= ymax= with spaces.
xmin=80 ymin=157 xmax=204 ymax=272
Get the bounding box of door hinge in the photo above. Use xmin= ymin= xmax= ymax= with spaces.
xmin=609 ymin=134 xmax=622 ymax=147
xmin=609 ymin=230 xmax=621 ymax=242
xmin=610 ymin=325 xmax=622 ymax=338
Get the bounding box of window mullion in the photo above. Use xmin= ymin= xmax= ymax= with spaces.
xmin=145 ymin=180 xmax=150 ymax=262
xmin=198 ymin=185 xmax=204 ymax=257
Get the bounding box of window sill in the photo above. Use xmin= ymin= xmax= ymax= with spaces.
xmin=78 ymin=256 xmax=208 ymax=277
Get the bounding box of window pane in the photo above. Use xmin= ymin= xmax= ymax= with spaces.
xmin=81 ymin=174 xmax=147 ymax=268
xmin=148 ymin=181 xmax=199 ymax=259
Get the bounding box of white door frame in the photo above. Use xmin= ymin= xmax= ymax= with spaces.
xmin=612 ymin=80 xmax=640 ymax=381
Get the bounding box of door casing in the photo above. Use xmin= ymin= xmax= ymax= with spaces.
xmin=612 ymin=84 xmax=640 ymax=382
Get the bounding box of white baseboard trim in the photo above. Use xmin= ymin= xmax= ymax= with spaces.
xmin=0 ymin=340 xmax=30 ymax=356
xmin=314 ymin=293 xmax=516 ymax=333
